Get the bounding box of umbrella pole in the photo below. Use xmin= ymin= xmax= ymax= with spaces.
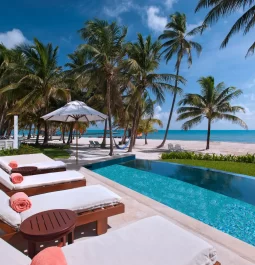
xmin=76 ymin=121 xmax=78 ymax=165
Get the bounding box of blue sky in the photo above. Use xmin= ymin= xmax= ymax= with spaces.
xmin=1 ymin=0 xmax=255 ymax=130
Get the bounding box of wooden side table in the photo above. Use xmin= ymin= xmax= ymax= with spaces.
xmin=20 ymin=209 xmax=77 ymax=258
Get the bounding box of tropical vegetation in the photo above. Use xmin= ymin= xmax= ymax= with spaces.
xmin=196 ymin=0 xmax=255 ymax=56
xmin=0 ymin=5 xmax=252 ymax=155
xmin=176 ymin=76 xmax=247 ymax=149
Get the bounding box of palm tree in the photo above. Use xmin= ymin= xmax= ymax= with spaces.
xmin=195 ymin=0 xmax=255 ymax=56
xmin=157 ymin=12 xmax=204 ymax=148
xmin=177 ymin=76 xmax=248 ymax=149
xmin=0 ymin=39 xmax=70 ymax=144
xmin=79 ymin=19 xmax=127 ymax=156
xmin=138 ymin=118 xmax=163 ymax=145
xmin=126 ymin=34 xmax=183 ymax=152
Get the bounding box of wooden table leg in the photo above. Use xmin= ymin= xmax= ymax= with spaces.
xmin=58 ymin=236 xmax=66 ymax=247
xmin=28 ymin=241 xmax=36 ymax=259
xmin=68 ymin=230 xmax=74 ymax=244
xmin=97 ymin=218 xmax=108 ymax=235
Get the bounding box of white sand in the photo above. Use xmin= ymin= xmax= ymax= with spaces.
xmin=64 ymin=137 xmax=255 ymax=161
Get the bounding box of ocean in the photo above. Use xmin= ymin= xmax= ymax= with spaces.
xmin=16 ymin=129 xmax=255 ymax=143
xmin=84 ymin=130 xmax=255 ymax=143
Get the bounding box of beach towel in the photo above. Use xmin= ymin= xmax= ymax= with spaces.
xmin=10 ymin=173 xmax=23 ymax=184
xmin=31 ymin=247 xmax=67 ymax=265
xmin=10 ymin=192 xmax=32 ymax=213
xmin=8 ymin=161 xmax=18 ymax=169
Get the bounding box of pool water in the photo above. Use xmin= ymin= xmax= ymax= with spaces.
xmin=93 ymin=160 xmax=255 ymax=246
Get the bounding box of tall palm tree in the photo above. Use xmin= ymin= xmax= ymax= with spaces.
xmin=177 ymin=76 xmax=248 ymax=149
xmin=126 ymin=34 xmax=183 ymax=152
xmin=157 ymin=12 xmax=204 ymax=148
xmin=195 ymin=0 xmax=255 ymax=56
xmin=79 ymin=19 xmax=127 ymax=156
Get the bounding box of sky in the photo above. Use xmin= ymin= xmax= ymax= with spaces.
xmin=1 ymin=0 xmax=255 ymax=130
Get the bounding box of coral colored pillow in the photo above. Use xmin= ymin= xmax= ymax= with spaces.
xmin=9 ymin=161 xmax=18 ymax=169
xmin=31 ymin=247 xmax=67 ymax=265
xmin=10 ymin=173 xmax=23 ymax=184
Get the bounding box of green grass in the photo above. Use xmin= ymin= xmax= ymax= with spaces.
xmin=40 ymin=148 xmax=70 ymax=159
xmin=163 ymin=159 xmax=255 ymax=177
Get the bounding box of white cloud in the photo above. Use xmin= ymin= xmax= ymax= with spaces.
xmin=103 ymin=0 xmax=134 ymax=17
xmin=0 ymin=29 xmax=28 ymax=49
xmin=187 ymin=21 xmax=203 ymax=33
xmin=164 ymin=0 xmax=178 ymax=9
xmin=146 ymin=6 xmax=167 ymax=32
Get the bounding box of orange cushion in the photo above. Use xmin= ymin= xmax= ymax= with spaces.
xmin=9 ymin=161 xmax=18 ymax=169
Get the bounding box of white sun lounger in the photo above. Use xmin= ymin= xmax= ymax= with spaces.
xmin=0 ymin=154 xmax=66 ymax=175
xmin=0 ymin=216 xmax=220 ymax=265
xmin=0 ymin=185 xmax=124 ymax=239
xmin=0 ymin=168 xmax=86 ymax=196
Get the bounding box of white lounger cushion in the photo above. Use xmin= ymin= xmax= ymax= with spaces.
xmin=25 ymin=160 xmax=66 ymax=170
xmin=14 ymin=170 xmax=84 ymax=190
xmin=0 ymin=168 xmax=14 ymax=190
xmin=0 ymin=168 xmax=84 ymax=190
xmin=20 ymin=185 xmax=121 ymax=221
xmin=63 ymin=216 xmax=217 ymax=265
xmin=0 ymin=239 xmax=31 ymax=265
xmin=0 ymin=191 xmax=21 ymax=228
xmin=0 ymin=154 xmax=66 ymax=173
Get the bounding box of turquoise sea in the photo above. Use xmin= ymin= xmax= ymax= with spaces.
xmin=84 ymin=130 xmax=255 ymax=143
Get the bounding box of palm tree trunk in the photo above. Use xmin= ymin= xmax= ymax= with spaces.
xmin=206 ymin=119 xmax=211 ymax=150
xmin=122 ymin=124 xmax=128 ymax=143
xmin=128 ymin=102 xmax=139 ymax=152
xmin=36 ymin=122 xmax=41 ymax=145
xmin=106 ymin=78 xmax=114 ymax=156
xmin=145 ymin=134 xmax=148 ymax=145
xmin=67 ymin=123 xmax=74 ymax=144
xmin=158 ymin=66 xmax=180 ymax=148
xmin=62 ymin=124 xmax=66 ymax=144
xmin=27 ymin=124 xmax=32 ymax=139
xmin=101 ymin=119 xmax=107 ymax=148
xmin=43 ymin=121 xmax=48 ymax=145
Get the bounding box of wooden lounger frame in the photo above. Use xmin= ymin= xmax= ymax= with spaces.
xmin=0 ymin=179 xmax=86 ymax=197
xmin=0 ymin=203 xmax=125 ymax=241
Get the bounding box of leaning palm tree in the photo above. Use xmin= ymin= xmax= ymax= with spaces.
xmin=126 ymin=33 xmax=184 ymax=152
xmin=177 ymin=76 xmax=248 ymax=150
xmin=157 ymin=12 xmax=205 ymax=148
xmin=195 ymin=0 xmax=255 ymax=56
xmin=79 ymin=19 xmax=127 ymax=156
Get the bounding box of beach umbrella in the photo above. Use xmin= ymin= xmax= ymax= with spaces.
xmin=41 ymin=100 xmax=107 ymax=164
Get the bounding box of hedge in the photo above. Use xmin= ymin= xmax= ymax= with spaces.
xmin=161 ymin=151 xmax=255 ymax=164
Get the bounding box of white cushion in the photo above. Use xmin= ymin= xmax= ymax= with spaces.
xmin=24 ymin=160 xmax=66 ymax=170
xmin=0 ymin=239 xmax=31 ymax=265
xmin=0 ymin=191 xmax=21 ymax=229
xmin=14 ymin=170 xmax=85 ymax=190
xmin=0 ymin=168 xmax=14 ymax=190
xmin=20 ymin=185 xmax=121 ymax=221
xmin=63 ymin=216 xmax=217 ymax=265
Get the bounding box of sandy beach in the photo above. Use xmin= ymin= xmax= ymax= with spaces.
xmin=64 ymin=137 xmax=255 ymax=161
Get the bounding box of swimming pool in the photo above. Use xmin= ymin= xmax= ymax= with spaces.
xmin=93 ymin=159 xmax=255 ymax=246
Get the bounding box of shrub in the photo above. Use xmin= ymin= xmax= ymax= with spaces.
xmin=0 ymin=144 xmax=41 ymax=156
xmin=161 ymin=151 xmax=255 ymax=164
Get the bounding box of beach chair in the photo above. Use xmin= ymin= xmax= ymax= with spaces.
xmin=175 ymin=144 xmax=183 ymax=152
xmin=0 ymin=216 xmax=221 ymax=265
xmin=0 ymin=185 xmax=125 ymax=241
xmin=168 ymin=143 xmax=174 ymax=151
xmin=0 ymin=168 xmax=86 ymax=196
xmin=89 ymin=140 xmax=96 ymax=147
xmin=0 ymin=154 xmax=66 ymax=175
xmin=94 ymin=141 xmax=101 ymax=147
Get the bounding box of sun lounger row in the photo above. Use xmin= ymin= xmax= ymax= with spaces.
xmin=168 ymin=143 xmax=184 ymax=151
xmin=89 ymin=141 xmax=101 ymax=147
xmin=0 ymin=216 xmax=220 ymax=265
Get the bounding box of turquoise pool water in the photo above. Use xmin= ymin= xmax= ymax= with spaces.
xmin=94 ymin=160 xmax=255 ymax=246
